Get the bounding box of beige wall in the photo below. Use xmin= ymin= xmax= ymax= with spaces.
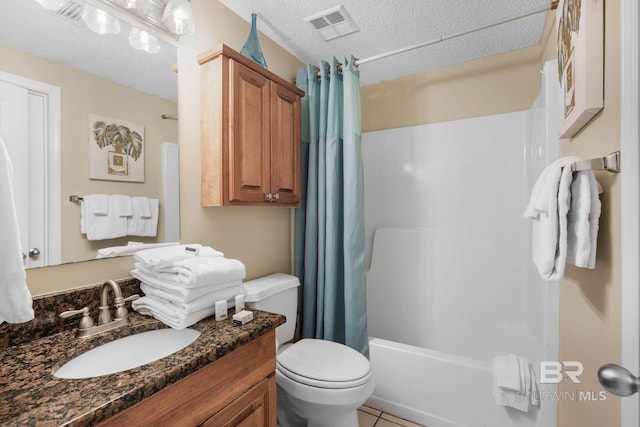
xmin=555 ymin=0 xmax=622 ymax=425
xmin=1 ymin=45 xmax=178 ymax=266
xmin=175 ymin=0 xmax=303 ymax=281
xmin=360 ymin=4 xmax=622 ymax=426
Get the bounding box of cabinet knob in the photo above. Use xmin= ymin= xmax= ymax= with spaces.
xmin=273 ymin=193 xmax=280 ymax=200
xmin=266 ymin=193 xmax=273 ymax=201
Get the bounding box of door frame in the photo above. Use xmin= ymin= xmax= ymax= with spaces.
xmin=0 ymin=71 xmax=61 ymax=266
xmin=620 ymin=0 xmax=640 ymax=424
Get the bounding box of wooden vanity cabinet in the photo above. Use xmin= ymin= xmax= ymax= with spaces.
xmin=198 ymin=44 xmax=304 ymax=207
xmin=99 ymin=330 xmax=277 ymax=427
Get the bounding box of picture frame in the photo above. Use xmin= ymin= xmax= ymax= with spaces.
xmin=88 ymin=114 xmax=145 ymax=182
xmin=556 ymin=0 xmax=604 ymax=139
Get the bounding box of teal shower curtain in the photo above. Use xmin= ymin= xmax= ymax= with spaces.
xmin=294 ymin=57 xmax=368 ymax=356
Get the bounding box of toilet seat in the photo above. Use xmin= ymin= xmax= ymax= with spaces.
xmin=276 ymin=339 xmax=371 ymax=389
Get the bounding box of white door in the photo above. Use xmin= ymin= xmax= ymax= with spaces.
xmin=0 ymin=80 xmax=47 ymax=268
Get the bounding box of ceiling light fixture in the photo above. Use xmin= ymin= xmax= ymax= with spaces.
xmin=33 ymin=0 xmax=67 ymax=10
xmin=31 ymin=0 xmax=194 ymax=46
xmin=129 ymin=27 xmax=161 ymax=53
xmin=82 ymin=3 xmax=121 ymax=34
xmin=161 ymin=0 xmax=194 ymax=36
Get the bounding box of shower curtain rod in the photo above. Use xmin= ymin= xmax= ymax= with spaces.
xmin=311 ymin=2 xmax=555 ymax=79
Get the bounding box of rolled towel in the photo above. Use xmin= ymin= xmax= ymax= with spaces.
xmin=134 ymin=244 xmax=224 ymax=268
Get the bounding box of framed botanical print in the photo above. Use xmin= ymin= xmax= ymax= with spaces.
xmin=88 ymin=114 xmax=145 ymax=182
xmin=556 ymin=0 xmax=604 ymax=138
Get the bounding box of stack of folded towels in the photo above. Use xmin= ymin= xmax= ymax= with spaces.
xmin=131 ymin=244 xmax=247 ymax=329
xmin=492 ymin=354 xmax=539 ymax=412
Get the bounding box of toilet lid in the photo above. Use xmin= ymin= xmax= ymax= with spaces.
xmin=276 ymin=339 xmax=371 ymax=389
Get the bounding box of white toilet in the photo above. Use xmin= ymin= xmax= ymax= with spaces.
xmin=243 ymin=273 xmax=374 ymax=427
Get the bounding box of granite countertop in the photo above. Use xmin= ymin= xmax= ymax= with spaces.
xmin=0 ymin=308 xmax=284 ymax=426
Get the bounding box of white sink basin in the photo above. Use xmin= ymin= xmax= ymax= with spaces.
xmin=54 ymin=328 xmax=201 ymax=379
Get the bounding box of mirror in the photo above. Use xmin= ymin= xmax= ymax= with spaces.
xmin=0 ymin=0 xmax=179 ymax=268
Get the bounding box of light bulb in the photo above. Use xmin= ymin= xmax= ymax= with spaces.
xmin=33 ymin=0 xmax=66 ymax=10
xmin=162 ymin=0 xmax=195 ymax=36
xmin=114 ymin=0 xmax=138 ymax=9
xmin=82 ymin=4 xmax=121 ymax=34
xmin=129 ymin=28 xmax=161 ymax=54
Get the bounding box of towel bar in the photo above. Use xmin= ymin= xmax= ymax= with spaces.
xmin=571 ymin=151 xmax=621 ymax=173
xmin=69 ymin=195 xmax=84 ymax=203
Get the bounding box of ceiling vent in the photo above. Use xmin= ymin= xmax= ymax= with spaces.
xmin=304 ymin=5 xmax=359 ymax=41
xmin=51 ymin=0 xmax=84 ymax=25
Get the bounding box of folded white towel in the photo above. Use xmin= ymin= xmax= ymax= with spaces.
xmin=83 ymin=195 xmax=130 ymax=240
xmin=96 ymin=241 xmax=180 ymax=259
xmin=127 ymin=197 xmax=159 ymax=237
xmin=80 ymin=194 xmax=109 ymax=234
xmin=495 ymin=354 xmax=521 ymax=392
xmin=139 ymin=279 xmax=243 ymax=304
xmin=0 ymin=138 xmax=34 ymax=324
xmin=492 ymin=354 xmax=539 ymax=412
xmin=136 ymin=257 xmax=246 ymax=288
xmin=132 ymin=286 xmax=247 ymax=329
xmin=566 ymin=171 xmax=601 ymax=268
xmin=133 ymin=301 xmax=216 ymax=330
xmin=134 ymin=244 xmax=224 ymax=268
xmin=524 ymin=157 xmax=579 ymax=281
xmin=111 ymin=194 xmax=132 ymax=217
xmin=140 ymin=284 xmax=246 ymax=312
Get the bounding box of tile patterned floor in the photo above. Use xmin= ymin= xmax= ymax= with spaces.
xmin=358 ymin=404 xmax=425 ymax=427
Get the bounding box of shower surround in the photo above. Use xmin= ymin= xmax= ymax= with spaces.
xmin=363 ymin=61 xmax=561 ymax=427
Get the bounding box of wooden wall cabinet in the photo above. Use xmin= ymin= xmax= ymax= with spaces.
xmin=99 ymin=331 xmax=277 ymax=427
xmin=198 ymin=44 xmax=304 ymax=207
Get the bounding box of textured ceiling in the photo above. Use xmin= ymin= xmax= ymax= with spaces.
xmin=1 ymin=0 xmax=551 ymax=101
xmin=219 ymin=0 xmax=551 ymax=86
xmin=0 ymin=0 xmax=177 ymax=102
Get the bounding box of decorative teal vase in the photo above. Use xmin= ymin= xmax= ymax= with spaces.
xmin=240 ymin=13 xmax=268 ymax=69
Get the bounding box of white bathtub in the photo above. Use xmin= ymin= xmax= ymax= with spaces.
xmin=368 ymin=338 xmax=544 ymax=427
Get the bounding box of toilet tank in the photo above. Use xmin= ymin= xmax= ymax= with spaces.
xmin=242 ymin=274 xmax=300 ymax=345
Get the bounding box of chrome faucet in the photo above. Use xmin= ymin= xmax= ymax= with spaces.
xmin=60 ymin=280 xmax=139 ymax=338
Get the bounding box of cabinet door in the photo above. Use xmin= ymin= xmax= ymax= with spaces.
xmin=228 ymin=59 xmax=271 ymax=204
xmin=270 ymin=82 xmax=301 ymax=205
xmin=201 ymin=374 xmax=277 ymax=427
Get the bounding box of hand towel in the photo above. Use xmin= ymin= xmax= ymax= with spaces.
xmin=523 ymin=156 xmax=579 ymax=281
xmin=494 ymin=354 xmax=521 ymax=391
xmin=111 ymin=194 xmax=132 ymax=217
xmin=134 ymin=244 xmax=224 ymax=268
xmin=0 ymin=138 xmax=34 ymax=324
xmin=136 ymin=257 xmax=246 ymax=288
xmin=127 ymin=197 xmax=159 ymax=237
xmin=83 ymin=195 xmax=130 ymax=240
xmin=566 ymin=171 xmax=601 ymax=268
xmin=492 ymin=354 xmax=539 ymax=412
xmin=80 ymin=194 xmax=109 ymax=234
